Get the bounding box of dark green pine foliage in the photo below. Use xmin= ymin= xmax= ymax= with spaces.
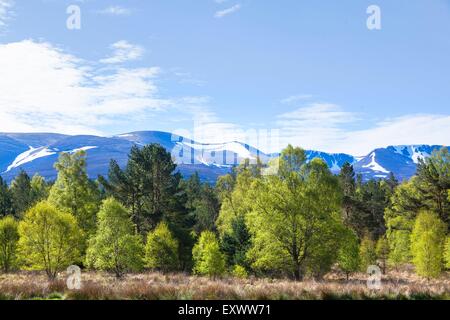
xmin=221 ymin=215 xmax=251 ymax=270
xmin=416 ymin=148 xmax=450 ymax=225
xmin=9 ymin=170 xmax=34 ymax=218
xmin=100 ymin=144 xmax=195 ymax=271
xmin=0 ymin=177 xmax=13 ymax=216
xmin=181 ymin=172 xmax=220 ymax=234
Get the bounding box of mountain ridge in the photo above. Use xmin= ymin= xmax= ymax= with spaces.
xmin=0 ymin=131 xmax=447 ymax=183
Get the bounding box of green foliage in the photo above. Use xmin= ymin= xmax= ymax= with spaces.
xmin=18 ymin=201 xmax=82 ymax=279
xmin=376 ymin=236 xmax=390 ymax=274
xmin=10 ymin=170 xmax=34 ymax=218
xmin=145 ymin=222 xmax=179 ymax=273
xmin=0 ymin=216 xmax=19 ymax=272
xmin=410 ymin=211 xmax=446 ymax=279
xmin=86 ymin=198 xmax=144 ymax=278
xmin=337 ymin=229 xmax=360 ymax=279
xmin=338 ymin=164 xmax=394 ymax=240
xmin=246 ymin=146 xmax=344 ymax=280
xmin=220 ymin=215 xmax=251 ymax=270
xmin=216 ymin=164 xmax=258 ymax=236
xmin=387 ymin=230 xmax=412 ymax=268
xmin=0 ymin=176 xmax=12 ymax=217
xmin=182 ymin=173 xmax=220 ymax=233
xmin=48 ymin=151 xmax=100 ymax=237
xmin=232 ymin=265 xmax=248 ymax=279
xmin=100 ymin=145 xmax=194 ymax=271
xmin=30 ymin=174 xmax=50 ymax=203
xmin=416 ymin=148 xmax=450 ymax=224
xmin=445 ymin=236 xmax=450 ymax=269
xmin=193 ymin=231 xmax=226 ymax=278
xmin=359 ymin=236 xmax=377 ymax=272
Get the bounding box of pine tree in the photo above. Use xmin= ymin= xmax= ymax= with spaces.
xmin=10 ymin=170 xmax=34 ymax=218
xmin=0 ymin=176 xmax=12 ymax=217
xmin=444 ymin=236 xmax=450 ymax=269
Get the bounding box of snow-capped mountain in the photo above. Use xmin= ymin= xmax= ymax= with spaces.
xmin=0 ymin=131 xmax=447 ymax=183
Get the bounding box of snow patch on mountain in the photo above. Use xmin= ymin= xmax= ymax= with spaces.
xmin=362 ymin=152 xmax=389 ymax=173
xmin=5 ymin=147 xmax=56 ymax=173
xmin=4 ymin=146 xmax=98 ymax=173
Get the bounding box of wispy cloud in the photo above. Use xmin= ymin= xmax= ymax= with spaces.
xmin=0 ymin=40 xmax=167 ymax=134
xmin=98 ymin=5 xmax=132 ymax=16
xmin=214 ymin=4 xmax=241 ymax=18
xmin=100 ymin=40 xmax=144 ymax=64
xmin=281 ymin=94 xmax=313 ymax=105
xmin=0 ymin=0 xmax=14 ymax=30
xmin=275 ymin=103 xmax=450 ymax=155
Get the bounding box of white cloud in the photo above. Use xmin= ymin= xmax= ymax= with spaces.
xmin=214 ymin=4 xmax=241 ymax=18
xmin=275 ymin=103 xmax=450 ymax=155
xmin=0 ymin=40 xmax=167 ymax=134
xmin=100 ymin=40 xmax=144 ymax=64
xmin=98 ymin=6 xmax=132 ymax=16
xmin=0 ymin=0 xmax=14 ymax=29
xmin=280 ymin=94 xmax=313 ymax=105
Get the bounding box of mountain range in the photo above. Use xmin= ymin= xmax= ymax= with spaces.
xmin=0 ymin=131 xmax=447 ymax=184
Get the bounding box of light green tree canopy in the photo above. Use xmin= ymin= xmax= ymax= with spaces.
xmin=86 ymin=198 xmax=144 ymax=278
xmin=411 ymin=211 xmax=446 ymax=279
xmin=18 ymin=201 xmax=82 ymax=279
xmin=48 ymin=151 xmax=100 ymax=237
xmin=0 ymin=216 xmax=19 ymax=273
xmin=145 ymin=221 xmax=179 ymax=273
xmin=246 ymin=146 xmax=344 ymax=280
xmin=193 ymin=231 xmax=226 ymax=279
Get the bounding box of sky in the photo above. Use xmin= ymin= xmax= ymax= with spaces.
xmin=0 ymin=0 xmax=450 ymax=155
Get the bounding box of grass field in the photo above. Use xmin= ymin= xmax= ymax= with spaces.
xmin=0 ymin=268 xmax=449 ymax=300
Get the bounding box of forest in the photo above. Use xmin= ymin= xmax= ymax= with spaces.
xmin=0 ymin=143 xmax=449 ymax=299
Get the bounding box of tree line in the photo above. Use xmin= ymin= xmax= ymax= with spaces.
xmin=0 ymin=144 xmax=449 ymax=280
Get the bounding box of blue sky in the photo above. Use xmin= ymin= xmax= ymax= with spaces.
xmin=1 ymin=0 xmax=450 ymax=155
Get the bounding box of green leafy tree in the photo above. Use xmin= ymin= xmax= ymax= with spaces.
xmin=18 ymin=201 xmax=82 ymax=280
xmin=0 ymin=216 xmax=19 ymax=272
xmin=145 ymin=222 xmax=179 ymax=273
xmin=337 ymin=229 xmax=360 ymax=280
xmin=10 ymin=170 xmax=34 ymax=218
xmin=86 ymin=198 xmax=144 ymax=278
xmin=385 ymin=178 xmax=422 ymax=267
xmin=444 ymin=236 xmax=450 ymax=269
xmin=30 ymin=174 xmax=50 ymax=203
xmin=410 ymin=211 xmax=446 ymax=279
xmin=48 ymin=151 xmax=100 ymax=237
xmin=193 ymin=231 xmax=226 ymax=279
xmin=246 ymin=146 xmax=344 ymax=280
xmin=388 ymin=230 xmax=412 ymax=269
xmin=359 ymin=236 xmax=377 ymax=272
xmin=376 ymin=236 xmax=390 ymax=274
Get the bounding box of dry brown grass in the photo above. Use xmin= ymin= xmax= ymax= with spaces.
xmin=0 ymin=269 xmax=448 ymax=300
